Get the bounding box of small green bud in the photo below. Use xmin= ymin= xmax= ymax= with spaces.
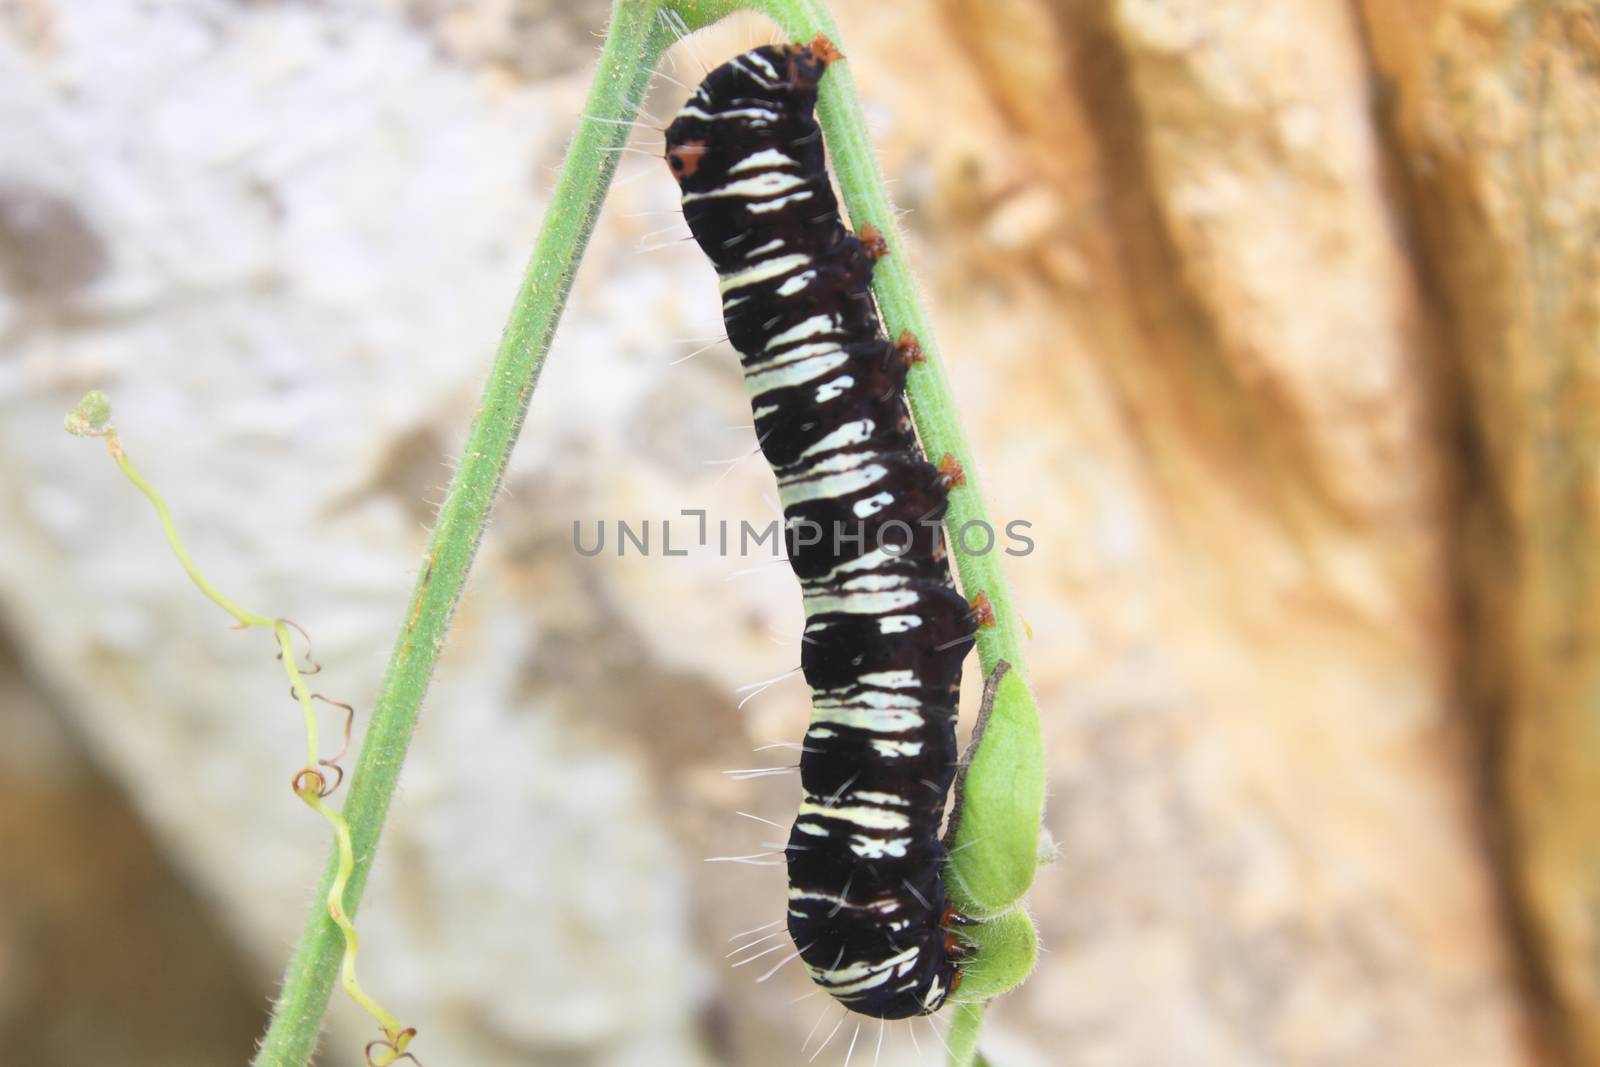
xmin=65 ymin=390 xmax=113 ymax=436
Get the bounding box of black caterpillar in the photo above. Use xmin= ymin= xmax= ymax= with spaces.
xmin=665 ymin=39 xmax=977 ymax=1019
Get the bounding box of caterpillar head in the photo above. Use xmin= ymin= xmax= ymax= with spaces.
xmin=663 ymin=40 xmax=840 ymax=189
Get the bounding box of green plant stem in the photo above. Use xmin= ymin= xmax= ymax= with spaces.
xmin=250 ymin=5 xmax=673 ymax=1064
xmin=947 ymin=1001 xmax=986 ymax=1067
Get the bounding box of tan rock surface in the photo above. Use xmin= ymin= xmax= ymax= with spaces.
xmin=1360 ymin=2 xmax=1600 ymax=1062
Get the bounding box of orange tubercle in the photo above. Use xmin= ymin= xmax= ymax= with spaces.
xmin=858 ymin=223 xmax=889 ymax=261
xmin=971 ymin=591 xmax=996 ymax=628
xmin=937 ymin=453 xmax=966 ymax=488
xmin=895 ymin=329 xmax=925 ymax=365
xmin=804 ymin=33 xmax=844 ymax=66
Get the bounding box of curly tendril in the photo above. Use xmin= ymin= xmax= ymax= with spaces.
xmin=65 ymin=391 xmax=419 ymax=1064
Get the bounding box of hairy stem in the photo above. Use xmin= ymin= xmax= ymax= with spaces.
xmin=947 ymin=1001 xmax=986 ymax=1067
xmin=251 ymin=5 xmax=673 ymax=1063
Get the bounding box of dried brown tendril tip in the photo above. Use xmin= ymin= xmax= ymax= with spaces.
xmin=366 ymin=1027 xmax=421 ymax=1067
xmin=313 ymin=694 xmax=357 ymax=768
xmin=277 ymin=618 xmax=322 ymax=675
xmin=970 ymin=591 xmax=996 ymax=628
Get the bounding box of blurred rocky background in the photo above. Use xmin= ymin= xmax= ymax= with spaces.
xmin=0 ymin=0 xmax=1595 ymax=1064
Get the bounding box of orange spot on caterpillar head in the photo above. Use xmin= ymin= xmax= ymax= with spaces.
xmin=665 ymin=140 xmax=707 ymax=181
xmin=970 ymin=591 xmax=996 ymax=628
xmin=804 ymin=33 xmax=844 ymax=66
xmin=858 ymin=223 xmax=889 ymax=262
xmin=895 ymin=329 xmax=925 ymax=365
xmin=937 ymin=452 xmax=966 ymax=489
